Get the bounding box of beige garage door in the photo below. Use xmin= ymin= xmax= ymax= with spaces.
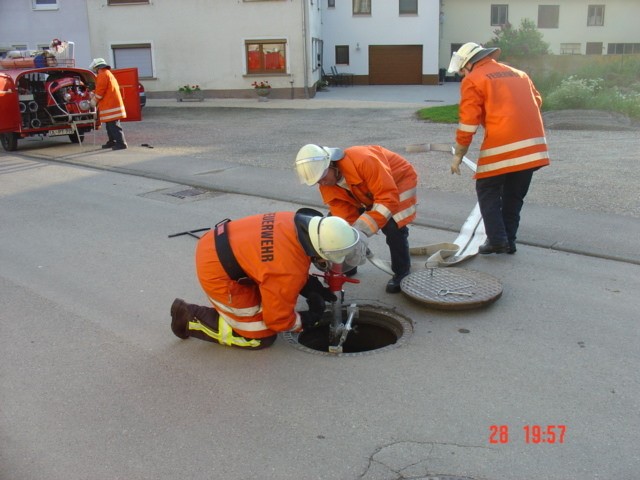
xmin=369 ymin=45 xmax=423 ymax=85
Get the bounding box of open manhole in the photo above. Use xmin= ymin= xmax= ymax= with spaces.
xmin=283 ymin=305 xmax=412 ymax=357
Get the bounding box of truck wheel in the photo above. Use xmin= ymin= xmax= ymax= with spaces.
xmin=1 ymin=133 xmax=18 ymax=152
xmin=69 ymin=132 xmax=85 ymax=144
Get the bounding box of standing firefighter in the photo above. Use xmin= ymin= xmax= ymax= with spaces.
xmin=89 ymin=58 xmax=128 ymax=150
xmin=448 ymin=42 xmax=550 ymax=254
xmin=295 ymin=144 xmax=418 ymax=293
xmin=170 ymin=210 xmax=366 ymax=350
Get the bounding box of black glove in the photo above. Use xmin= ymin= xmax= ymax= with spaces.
xmin=299 ymin=275 xmax=337 ymax=303
xmin=299 ymin=293 xmax=327 ymax=329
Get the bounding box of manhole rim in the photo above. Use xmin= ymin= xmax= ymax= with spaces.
xmin=282 ymin=304 xmax=413 ymax=357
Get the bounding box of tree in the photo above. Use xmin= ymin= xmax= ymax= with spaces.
xmin=485 ymin=18 xmax=550 ymax=57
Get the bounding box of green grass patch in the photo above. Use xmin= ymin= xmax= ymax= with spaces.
xmin=416 ymin=104 xmax=459 ymax=123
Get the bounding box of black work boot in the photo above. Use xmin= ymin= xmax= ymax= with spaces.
xmin=170 ymin=298 xmax=192 ymax=339
xmin=385 ymin=273 xmax=409 ymax=294
xmin=102 ymin=141 xmax=115 ymax=149
xmin=478 ymin=240 xmax=508 ymax=255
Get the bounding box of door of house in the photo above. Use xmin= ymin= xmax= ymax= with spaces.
xmin=368 ymin=45 xmax=422 ymax=85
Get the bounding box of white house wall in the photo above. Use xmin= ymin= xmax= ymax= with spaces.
xmin=0 ymin=0 xmax=92 ymax=65
xmin=85 ymin=0 xmax=311 ymax=95
xmin=440 ymin=0 xmax=640 ymax=66
xmin=321 ymin=0 xmax=441 ymax=76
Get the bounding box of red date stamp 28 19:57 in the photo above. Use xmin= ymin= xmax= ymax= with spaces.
xmin=489 ymin=425 xmax=567 ymax=444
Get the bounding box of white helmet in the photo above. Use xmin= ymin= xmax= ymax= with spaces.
xmin=447 ymin=42 xmax=500 ymax=74
xmin=295 ymin=144 xmax=344 ymax=185
xmin=89 ymin=58 xmax=108 ymax=72
xmin=308 ymin=216 xmax=359 ymax=264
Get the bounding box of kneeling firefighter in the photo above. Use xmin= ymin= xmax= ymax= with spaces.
xmin=171 ymin=210 xmax=367 ymax=350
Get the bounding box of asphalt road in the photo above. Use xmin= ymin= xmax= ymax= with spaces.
xmin=1 ymin=96 xmax=639 ymax=479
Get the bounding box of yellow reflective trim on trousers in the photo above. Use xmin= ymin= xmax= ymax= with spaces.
xmin=218 ymin=316 xmax=234 ymax=345
xmin=188 ymin=319 xmax=261 ymax=348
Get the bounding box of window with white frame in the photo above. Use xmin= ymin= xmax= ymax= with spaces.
xmin=587 ymin=5 xmax=604 ymax=26
xmin=399 ymin=0 xmax=417 ymax=15
xmin=538 ymin=5 xmax=559 ymax=28
xmin=246 ymin=40 xmax=287 ymax=74
xmin=491 ymin=5 xmax=508 ymax=26
xmin=607 ymin=43 xmax=640 ymax=54
xmin=328 ymin=0 xmax=335 ymax=7
xmin=560 ymin=43 xmax=581 ymax=55
xmin=108 ymin=0 xmax=149 ymax=4
xmin=353 ymin=0 xmax=371 ymax=15
xmin=32 ymin=0 xmax=58 ymax=10
xmin=112 ymin=44 xmax=154 ymax=78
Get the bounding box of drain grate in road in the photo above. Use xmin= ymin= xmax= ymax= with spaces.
xmin=166 ymin=188 xmax=207 ymax=199
xmin=139 ymin=186 xmax=224 ymax=204
xmin=418 ymin=476 xmax=479 ymax=480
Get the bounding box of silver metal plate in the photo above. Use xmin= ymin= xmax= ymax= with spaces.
xmin=401 ymin=267 xmax=503 ymax=310
xmin=48 ymin=128 xmax=75 ymax=136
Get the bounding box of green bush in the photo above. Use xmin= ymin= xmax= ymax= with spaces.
xmin=531 ymin=57 xmax=640 ymax=119
xmin=544 ymin=76 xmax=604 ymax=110
xmin=541 ymin=72 xmax=640 ymax=119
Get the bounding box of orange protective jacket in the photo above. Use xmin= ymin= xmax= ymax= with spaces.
xmin=195 ymin=212 xmax=310 ymax=338
xmin=94 ymin=68 xmax=126 ymax=123
xmin=319 ymin=145 xmax=418 ymax=236
xmin=456 ymin=57 xmax=550 ymax=179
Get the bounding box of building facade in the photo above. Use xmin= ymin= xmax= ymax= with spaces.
xmin=2 ymin=0 xmax=638 ymax=98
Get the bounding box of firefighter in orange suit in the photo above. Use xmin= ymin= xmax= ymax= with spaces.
xmin=295 ymin=144 xmax=418 ymax=293
xmin=170 ymin=210 xmax=365 ymax=350
xmin=448 ymin=42 xmax=550 ymax=255
xmin=89 ymin=58 xmax=127 ymax=150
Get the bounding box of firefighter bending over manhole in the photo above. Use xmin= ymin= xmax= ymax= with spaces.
xmin=170 ymin=210 xmax=367 ymax=350
xmin=295 ymin=144 xmax=417 ymax=293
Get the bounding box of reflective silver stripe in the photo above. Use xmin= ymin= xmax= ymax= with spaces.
xmin=399 ymin=187 xmax=416 ymax=202
xmin=101 ymin=106 xmax=124 ymax=115
xmin=458 ymin=122 xmax=478 ymax=133
xmin=354 ymin=213 xmax=377 ymax=236
xmin=217 ymin=310 xmax=268 ymax=332
xmin=208 ymin=295 xmax=262 ymax=317
xmin=476 ymin=151 xmax=550 ymax=174
xmin=393 ymin=204 xmax=417 ymax=223
xmin=101 ymin=113 xmax=124 ymax=121
xmin=479 ymin=137 xmax=547 ymax=158
xmin=372 ymin=203 xmax=392 ymax=220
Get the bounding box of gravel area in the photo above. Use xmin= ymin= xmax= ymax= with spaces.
xmin=126 ymin=106 xmax=640 ymax=218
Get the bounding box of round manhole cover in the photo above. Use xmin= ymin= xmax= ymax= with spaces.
xmin=401 ymin=267 xmax=502 ymax=310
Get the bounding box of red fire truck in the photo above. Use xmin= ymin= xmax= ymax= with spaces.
xmin=0 ymin=42 xmax=141 ymax=152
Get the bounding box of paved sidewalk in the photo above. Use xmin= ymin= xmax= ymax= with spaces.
xmin=146 ymin=83 xmax=462 ymax=109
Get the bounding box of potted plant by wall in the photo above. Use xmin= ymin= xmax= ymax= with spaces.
xmin=252 ymin=80 xmax=271 ymax=101
xmin=177 ymin=84 xmax=204 ymax=102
